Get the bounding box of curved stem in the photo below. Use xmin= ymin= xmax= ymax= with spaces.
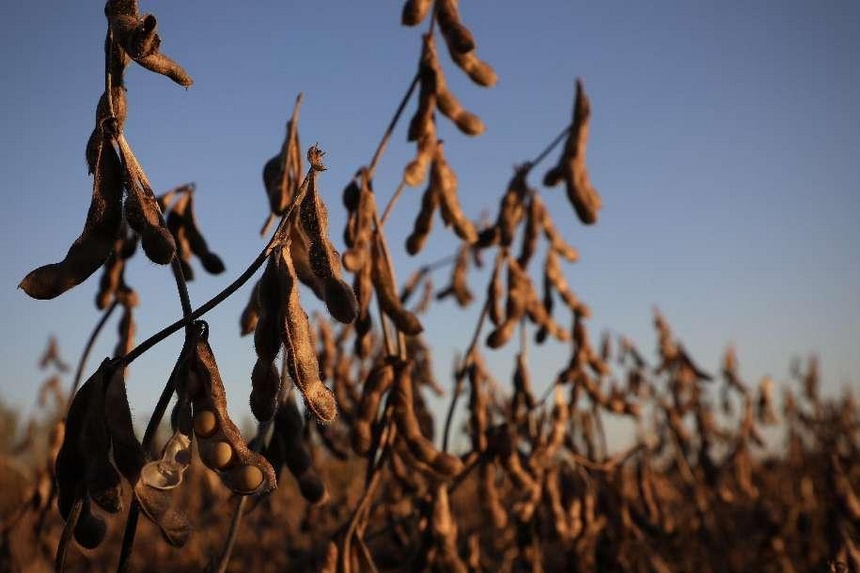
xmin=55 ymin=497 xmax=83 ymax=573
xmin=214 ymin=497 xmax=248 ymax=573
xmin=68 ymin=301 xmax=119 ymax=399
xmin=527 ymin=122 xmax=574 ymax=173
xmin=379 ymin=180 xmax=406 ymax=228
xmin=368 ymin=72 xmax=421 ymax=179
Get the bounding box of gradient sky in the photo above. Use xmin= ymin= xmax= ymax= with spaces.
xmin=2 ymin=2 xmax=858 ymax=447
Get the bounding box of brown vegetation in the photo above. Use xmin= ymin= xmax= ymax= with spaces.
xmin=3 ymin=2 xmax=858 ymax=573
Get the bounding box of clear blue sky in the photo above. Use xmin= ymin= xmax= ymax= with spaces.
xmin=2 ymin=2 xmax=858 ymax=445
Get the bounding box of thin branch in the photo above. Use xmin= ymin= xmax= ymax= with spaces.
xmin=55 ymin=496 xmax=83 ymax=573
xmin=68 ymin=301 xmax=118 ymax=399
xmin=368 ymin=72 xmax=421 ymax=179
xmin=526 ymin=122 xmax=574 ymax=173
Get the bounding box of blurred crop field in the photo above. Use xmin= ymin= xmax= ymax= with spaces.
xmin=1 ymin=335 xmax=858 ymax=572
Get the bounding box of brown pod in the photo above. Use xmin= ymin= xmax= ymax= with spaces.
xmin=430 ymin=484 xmax=468 ymax=573
xmin=250 ymin=358 xmax=281 ymax=422
xmin=409 ymin=35 xmax=439 ymax=142
xmin=486 ymin=257 xmax=530 ymax=348
xmin=82 ymin=391 xmax=123 ymax=515
xmin=253 ymin=253 xmax=285 ymax=363
xmin=86 ymin=86 xmax=128 ymax=174
xmin=526 ymin=295 xmax=568 ymax=343
xmin=181 ymin=192 xmax=225 ymax=274
xmin=299 ymin=163 xmax=358 ymax=323
xmin=450 ymin=49 xmax=498 ymax=87
xmin=20 ymin=137 xmax=123 ymax=300
xmin=134 ymin=52 xmax=193 ymax=87
xmin=166 ymin=204 xmax=194 ymax=281
xmin=467 ymin=358 xmax=488 ymax=453
xmin=276 ymin=391 xmax=328 ymax=505
xmin=543 ymin=79 xmax=602 ymax=225
xmin=487 ymin=254 xmax=505 ymax=327
xmin=479 ymin=461 xmax=508 ymax=529
xmin=406 ymin=179 xmax=440 ymax=256
xmin=190 ymin=325 xmax=277 ymax=494
xmin=55 ymin=367 xmax=104 ymax=521
xmin=435 ymin=0 xmax=476 ymax=54
xmin=494 ymin=426 xmax=538 ymax=495
xmin=517 ymin=193 xmax=541 ymax=268
xmin=401 ymin=0 xmax=432 ymax=26
xmin=353 ymin=361 xmax=396 ymax=455
xmin=279 ymin=249 xmax=338 ymax=423
xmin=424 ymin=32 xmax=484 ymax=137
xmin=545 ymin=250 xmax=579 ymax=309
xmin=342 ymin=170 xmax=375 ymax=272
xmin=110 ymin=13 xmax=160 ymax=59
xmin=392 ymin=360 xmax=463 ymax=476
xmin=115 ymin=133 xmax=176 ymax=264
xmin=536 ymin=196 xmax=579 ymax=262
xmin=316 ymin=315 xmax=337 ymax=382
xmin=496 ymin=165 xmax=529 ymax=247
xmin=113 ymin=305 xmax=135 ymax=359
xmin=513 ymin=353 xmax=537 ymax=410
xmin=133 ymin=480 xmax=192 ymax=547
xmin=73 ymin=497 xmax=108 ymax=549
xmin=404 ymin=128 xmax=437 ymax=187
xmin=289 ymin=224 xmax=326 ymax=301
xmin=437 ymin=243 xmax=473 ymax=306
xmin=371 ymin=232 xmax=423 ymax=335
xmin=240 ymin=281 xmax=261 ymax=336
xmin=95 ymin=248 xmax=124 ymax=309
xmin=263 ymin=152 xmax=289 ymax=215
xmin=433 ymin=144 xmax=478 ymax=243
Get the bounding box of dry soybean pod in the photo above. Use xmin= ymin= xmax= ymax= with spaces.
xmin=425 ymin=32 xmax=484 ymax=137
xmin=190 ymin=325 xmax=277 ymax=494
xmin=436 ymin=242 xmax=473 ymax=306
xmin=543 ymin=79 xmax=601 ymax=225
xmin=537 ymin=195 xmax=579 ymax=262
xmin=279 ymin=247 xmax=338 ymax=423
xmin=299 ymin=149 xmax=358 ymax=324
xmin=352 ymin=361 xmax=395 ymax=455
xmin=401 ymin=0 xmax=432 ymax=26
xmin=486 ymin=256 xmax=529 ymax=348
xmin=496 ymin=165 xmax=529 ymax=247
xmin=405 ymin=177 xmax=440 ymax=255
xmin=239 ymin=280 xmax=261 ymax=336
xmin=449 ymin=48 xmax=498 ymax=88
xmin=487 ymin=252 xmax=505 ymax=327
xmin=114 ymin=132 xmax=177 ymax=265
xmin=289 ymin=224 xmax=326 ymax=301
xmin=249 ymin=254 xmax=285 ymax=422
xmin=432 ymin=143 xmax=478 ymax=244
xmin=181 ymin=191 xmax=225 ymax=274
xmin=342 ymin=169 xmax=375 ymax=272
xmin=276 ymin=389 xmax=328 ymax=505
xmin=391 ymin=360 xmax=462 ymax=476
xmin=20 ymin=134 xmax=123 ymax=300
xmin=371 ymin=230 xmax=424 ymax=336
xmin=435 ymin=0 xmax=476 ymax=54
xmin=517 ymin=192 xmax=541 ymax=268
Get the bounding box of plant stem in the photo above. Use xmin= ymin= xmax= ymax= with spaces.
xmin=55 ymin=496 xmax=83 ymax=573
xmin=214 ymin=497 xmax=248 ymax=573
xmin=368 ymin=72 xmax=421 ymax=179
xmin=527 ymin=122 xmax=574 ymax=173
xmin=68 ymin=301 xmax=119 ymax=399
